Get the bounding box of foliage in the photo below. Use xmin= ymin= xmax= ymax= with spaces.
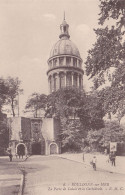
xmin=86 ymin=121 xmax=125 ymax=151
xmin=98 ymin=0 xmax=125 ymax=28
xmin=0 ymin=77 xmax=22 ymax=153
xmin=45 ymin=88 xmax=104 ymax=151
xmin=45 ymin=88 xmax=86 ymax=119
xmin=0 ymin=112 xmax=9 ymax=155
xmin=0 ymin=77 xmax=23 ymax=117
xmin=85 ymin=0 xmax=125 ymax=121
xmin=60 ymin=119 xmax=84 ymax=152
xmin=25 ymin=93 xmax=47 ymax=117
xmin=98 ymin=87 xmax=125 ymax=122
xmin=79 ymin=91 xmax=105 ymax=130
xmin=0 ymin=78 xmax=8 ymax=110
xmin=45 ymin=88 xmax=86 ymax=151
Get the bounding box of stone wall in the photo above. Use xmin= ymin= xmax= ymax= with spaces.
xmin=8 ymin=117 xmax=21 ymax=141
xmin=8 ymin=117 xmax=61 ymax=155
xmin=53 ymin=118 xmax=60 ymax=141
xmin=21 ymin=117 xmax=31 ymax=141
xmin=42 ymin=118 xmax=54 ymax=141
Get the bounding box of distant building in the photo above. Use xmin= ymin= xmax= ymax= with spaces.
xmin=8 ymin=16 xmax=84 ymax=156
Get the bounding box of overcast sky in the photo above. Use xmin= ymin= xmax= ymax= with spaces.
xmin=0 ymin=0 xmax=100 ymax=116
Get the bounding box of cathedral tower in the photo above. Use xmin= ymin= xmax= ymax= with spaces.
xmin=47 ymin=16 xmax=84 ymax=94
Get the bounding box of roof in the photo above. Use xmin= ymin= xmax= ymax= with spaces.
xmin=49 ymin=38 xmax=80 ymax=58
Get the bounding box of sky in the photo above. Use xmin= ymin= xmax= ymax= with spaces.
xmin=0 ymin=0 xmax=100 ymax=116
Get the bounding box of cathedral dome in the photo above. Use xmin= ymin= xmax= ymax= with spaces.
xmin=47 ymin=15 xmax=84 ymax=94
xmin=50 ymin=38 xmax=80 ymax=58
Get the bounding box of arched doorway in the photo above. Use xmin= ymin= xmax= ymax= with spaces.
xmin=17 ymin=144 xmax=25 ymax=156
xmin=50 ymin=143 xmax=58 ymax=154
xmin=32 ymin=143 xmax=41 ymax=155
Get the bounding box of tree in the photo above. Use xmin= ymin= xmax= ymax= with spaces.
xmin=79 ymin=91 xmax=105 ymax=130
xmin=25 ymin=93 xmax=47 ymax=117
xmin=4 ymin=77 xmax=23 ymax=117
xmin=45 ymin=88 xmax=87 ymax=151
xmin=86 ymin=121 xmax=125 ymax=153
xmin=45 ymin=88 xmax=104 ymax=151
xmin=0 ymin=78 xmax=8 ymax=110
xmin=45 ymin=88 xmax=86 ymax=120
xmin=0 ymin=78 xmax=9 ymax=154
xmin=60 ymin=119 xmax=84 ymax=152
xmin=0 ymin=112 xmax=9 ymax=155
xmin=85 ymin=0 xmax=125 ymax=120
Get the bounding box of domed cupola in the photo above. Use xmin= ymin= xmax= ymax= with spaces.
xmin=47 ymin=14 xmax=84 ymax=94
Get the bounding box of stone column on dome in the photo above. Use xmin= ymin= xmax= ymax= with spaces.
xmin=57 ymin=57 xmax=59 ymax=66
xmin=71 ymin=57 xmax=73 ymax=66
xmin=71 ymin=72 xmax=74 ymax=87
xmin=77 ymin=59 xmax=79 ymax=68
xmin=81 ymin=76 xmax=83 ymax=89
xmin=77 ymin=74 xmax=80 ymax=88
xmin=64 ymin=56 xmax=66 ymax=66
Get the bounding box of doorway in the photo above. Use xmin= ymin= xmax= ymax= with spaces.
xmin=32 ymin=143 xmax=41 ymax=155
xmin=17 ymin=144 xmax=25 ymax=156
xmin=50 ymin=143 xmax=58 ymax=154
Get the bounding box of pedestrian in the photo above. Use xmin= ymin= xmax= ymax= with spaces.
xmin=111 ymin=152 xmax=116 ymax=166
xmin=18 ymin=151 xmax=21 ymax=159
xmin=92 ymin=156 xmax=97 ymax=171
xmin=108 ymin=152 xmax=112 ymax=163
xmin=9 ymin=152 xmax=13 ymax=162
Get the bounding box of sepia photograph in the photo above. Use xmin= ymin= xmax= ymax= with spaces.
xmin=0 ymin=0 xmax=125 ymax=194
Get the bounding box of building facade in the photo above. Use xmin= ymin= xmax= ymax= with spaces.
xmin=8 ymin=117 xmax=60 ymax=156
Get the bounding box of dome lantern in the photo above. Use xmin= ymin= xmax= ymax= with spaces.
xmin=59 ymin=13 xmax=70 ymax=39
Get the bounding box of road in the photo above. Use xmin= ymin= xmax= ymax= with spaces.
xmin=0 ymin=157 xmax=24 ymax=195
xmin=19 ymin=155 xmax=125 ymax=195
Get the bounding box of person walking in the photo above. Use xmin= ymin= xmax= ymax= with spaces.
xmin=18 ymin=150 xmax=21 ymax=159
xmin=9 ymin=152 xmax=13 ymax=162
xmin=21 ymin=150 xmax=24 ymax=159
xmin=108 ymin=152 xmax=112 ymax=163
xmin=92 ymin=156 xmax=97 ymax=171
xmin=111 ymin=152 xmax=116 ymax=166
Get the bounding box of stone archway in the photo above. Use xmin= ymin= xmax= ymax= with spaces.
xmin=50 ymin=143 xmax=58 ymax=154
xmin=16 ymin=143 xmax=27 ymax=156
